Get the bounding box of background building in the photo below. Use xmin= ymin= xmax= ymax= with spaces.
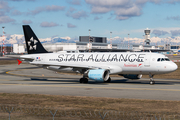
xmin=9 ymin=28 xmax=176 ymax=54
xmin=79 ymin=36 xmax=107 ymax=43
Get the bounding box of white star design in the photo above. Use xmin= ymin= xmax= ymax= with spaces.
xmin=34 ymin=40 xmax=38 ymax=45
xmin=29 ymin=37 xmax=38 ymax=50
xmin=28 ymin=41 xmax=31 ymax=46
xmin=30 ymin=37 xmax=34 ymax=42
xmin=33 ymin=45 xmax=37 ymax=50
xmin=29 ymin=45 xmax=33 ymax=50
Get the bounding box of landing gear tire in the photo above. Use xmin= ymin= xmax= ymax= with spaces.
xmin=149 ymin=77 xmax=155 ymax=85
xmin=105 ymin=77 xmax=111 ymax=83
xmin=150 ymin=81 xmax=155 ymax=85
xmin=80 ymin=78 xmax=88 ymax=83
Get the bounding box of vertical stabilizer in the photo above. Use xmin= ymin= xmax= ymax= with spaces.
xmin=23 ymin=25 xmax=48 ymax=54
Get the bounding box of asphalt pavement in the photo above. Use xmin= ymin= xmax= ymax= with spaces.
xmin=0 ymin=64 xmax=180 ymax=101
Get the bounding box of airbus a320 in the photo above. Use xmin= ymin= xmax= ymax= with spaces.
xmin=18 ymin=25 xmax=178 ymax=85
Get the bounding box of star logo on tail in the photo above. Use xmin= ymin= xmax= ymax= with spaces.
xmin=28 ymin=37 xmax=38 ymax=50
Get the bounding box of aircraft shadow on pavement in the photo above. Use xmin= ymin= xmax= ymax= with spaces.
xmin=29 ymin=78 xmax=109 ymax=85
xmin=112 ymin=79 xmax=175 ymax=85
xmin=30 ymin=78 xmax=78 ymax=82
xmin=26 ymin=78 xmax=175 ymax=85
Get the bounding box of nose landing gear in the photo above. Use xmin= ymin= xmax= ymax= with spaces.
xmin=149 ymin=74 xmax=155 ymax=85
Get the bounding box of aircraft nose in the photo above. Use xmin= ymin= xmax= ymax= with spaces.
xmin=171 ymin=62 xmax=178 ymax=71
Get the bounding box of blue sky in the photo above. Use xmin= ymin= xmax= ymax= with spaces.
xmin=1 ymin=0 xmax=180 ymax=42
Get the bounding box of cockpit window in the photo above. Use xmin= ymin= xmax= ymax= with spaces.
xmin=165 ymin=58 xmax=170 ymax=61
xmin=157 ymin=58 xmax=170 ymax=62
xmin=161 ymin=58 xmax=165 ymax=61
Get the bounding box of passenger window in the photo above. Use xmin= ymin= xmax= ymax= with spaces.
xmin=157 ymin=58 xmax=161 ymax=62
xmin=161 ymin=58 xmax=165 ymax=61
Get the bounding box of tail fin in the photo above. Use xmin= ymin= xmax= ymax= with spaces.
xmin=23 ymin=25 xmax=48 ymax=54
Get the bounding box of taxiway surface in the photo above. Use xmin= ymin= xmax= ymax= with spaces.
xmin=0 ymin=64 xmax=180 ymax=101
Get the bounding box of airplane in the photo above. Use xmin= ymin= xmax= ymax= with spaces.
xmin=17 ymin=25 xmax=178 ymax=85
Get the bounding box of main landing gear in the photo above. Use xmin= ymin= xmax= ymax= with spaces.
xmin=105 ymin=77 xmax=111 ymax=83
xmin=79 ymin=78 xmax=88 ymax=83
xmin=149 ymin=74 xmax=155 ymax=85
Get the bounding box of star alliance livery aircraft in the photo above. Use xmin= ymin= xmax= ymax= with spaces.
xmin=19 ymin=25 xmax=178 ymax=85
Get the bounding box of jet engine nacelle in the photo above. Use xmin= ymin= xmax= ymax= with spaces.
xmin=122 ymin=74 xmax=142 ymax=79
xmin=87 ymin=69 xmax=109 ymax=82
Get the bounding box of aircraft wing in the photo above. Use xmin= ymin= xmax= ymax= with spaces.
xmin=30 ymin=61 xmax=107 ymax=69
xmin=30 ymin=61 xmax=122 ymax=74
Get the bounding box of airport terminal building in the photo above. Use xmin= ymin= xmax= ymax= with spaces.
xmin=12 ymin=36 xmax=169 ymax=54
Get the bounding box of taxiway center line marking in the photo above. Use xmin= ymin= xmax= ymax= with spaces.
xmin=0 ymin=83 xmax=180 ymax=92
